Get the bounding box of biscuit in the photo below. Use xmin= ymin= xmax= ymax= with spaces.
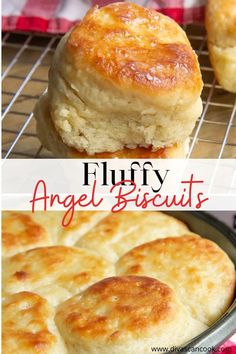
xmin=35 ymin=93 xmax=190 ymax=158
xmin=3 ymin=246 xmax=114 ymax=306
xmin=117 ymin=235 xmax=236 ymax=325
xmin=55 ymin=276 xmax=207 ymax=354
xmin=2 ymin=211 xmax=108 ymax=257
xmin=55 ymin=211 xmax=109 ymax=245
xmin=206 ymin=0 xmax=236 ymax=92
xmin=31 ymin=210 xmax=109 ymax=246
xmin=77 ymin=211 xmax=189 ymax=262
xmin=2 ymin=211 xmax=53 ymax=258
xmin=35 ymin=2 xmax=202 ymax=156
xmin=2 ymin=292 xmax=68 ymax=353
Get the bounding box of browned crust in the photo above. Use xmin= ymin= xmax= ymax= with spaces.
xmin=117 ymin=235 xmax=236 ymax=316
xmin=67 ymin=2 xmax=202 ymax=95
xmin=3 ymin=246 xmax=112 ymax=295
xmin=2 ymin=292 xmax=57 ymax=352
xmin=2 ymin=212 xmax=49 ymax=256
xmin=118 ymin=235 xmax=235 ymax=278
xmin=70 ymin=145 xmax=168 ymax=158
xmin=56 ymin=276 xmax=175 ymax=340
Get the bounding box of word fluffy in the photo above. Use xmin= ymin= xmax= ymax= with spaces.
xmin=83 ymin=161 xmax=169 ymax=193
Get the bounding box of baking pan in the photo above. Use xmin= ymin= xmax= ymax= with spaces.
xmin=166 ymin=211 xmax=236 ymax=353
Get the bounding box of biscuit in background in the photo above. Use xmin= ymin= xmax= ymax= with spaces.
xmin=77 ymin=211 xmax=189 ymax=263
xmin=2 ymin=292 xmax=68 ymax=354
xmin=117 ymin=235 xmax=236 ymax=325
xmin=2 ymin=211 xmax=108 ymax=258
xmin=56 ymin=211 xmax=109 ymax=245
xmin=27 ymin=210 xmax=108 ymax=246
xmin=206 ymin=0 xmax=236 ymax=93
xmin=2 ymin=211 xmax=53 ymax=258
xmin=55 ymin=276 xmax=207 ymax=354
xmin=3 ymin=246 xmax=114 ymax=306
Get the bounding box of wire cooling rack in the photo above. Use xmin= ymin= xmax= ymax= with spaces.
xmin=2 ymin=24 xmax=236 ymax=159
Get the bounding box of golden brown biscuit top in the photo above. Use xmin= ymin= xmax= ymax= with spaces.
xmin=78 ymin=211 xmax=189 ymax=262
xmin=3 ymin=246 xmax=114 ymax=298
xmin=2 ymin=212 xmax=51 ymax=257
xmin=116 ymin=235 xmax=235 ymax=325
xmin=2 ymin=211 xmax=108 ymax=253
xmin=67 ymin=2 xmax=202 ymax=95
xmin=117 ymin=235 xmax=234 ymax=281
xmin=2 ymin=292 xmax=64 ymax=353
xmin=56 ymin=276 xmax=176 ymax=341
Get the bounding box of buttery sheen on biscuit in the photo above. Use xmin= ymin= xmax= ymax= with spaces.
xmin=35 ymin=2 xmax=202 ymax=156
xmin=2 ymin=211 xmax=108 ymax=258
xmin=55 ymin=276 xmax=207 ymax=354
xmin=117 ymin=235 xmax=235 ymax=325
xmin=3 ymin=246 xmax=114 ymax=306
xmin=77 ymin=211 xmax=189 ymax=262
xmin=2 ymin=211 xmax=53 ymax=258
xmin=2 ymin=292 xmax=67 ymax=354
xmin=206 ymin=0 xmax=236 ymax=92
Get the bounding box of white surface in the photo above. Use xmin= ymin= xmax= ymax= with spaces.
xmin=2 ymin=0 xmax=27 ymax=16
xmin=2 ymin=159 xmax=236 ymax=211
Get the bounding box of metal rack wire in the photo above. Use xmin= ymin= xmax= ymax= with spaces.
xmin=2 ymin=24 xmax=236 ymax=159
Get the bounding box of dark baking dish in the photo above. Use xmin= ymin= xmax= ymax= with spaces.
xmin=166 ymin=211 xmax=236 ymax=353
